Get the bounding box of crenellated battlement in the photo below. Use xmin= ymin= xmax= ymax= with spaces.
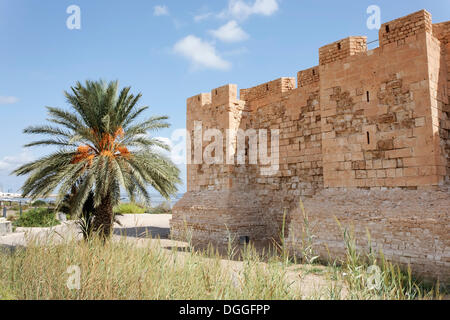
xmin=187 ymin=84 xmax=241 ymax=110
xmin=433 ymin=21 xmax=450 ymax=44
xmin=211 ymin=84 xmax=239 ymax=106
xmin=187 ymin=93 xmax=212 ymax=109
xmin=240 ymin=77 xmax=295 ymax=102
xmin=188 ymin=10 xmax=446 ymax=111
xmin=297 ymin=66 xmax=320 ymax=88
xmin=319 ymin=36 xmax=367 ymax=65
xmin=379 ymin=9 xmax=432 ymax=48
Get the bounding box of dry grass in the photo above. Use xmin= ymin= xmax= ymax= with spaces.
xmin=0 ymin=203 xmax=444 ymax=300
xmin=0 ymin=230 xmax=444 ymax=300
xmin=0 ymin=236 xmax=299 ymax=300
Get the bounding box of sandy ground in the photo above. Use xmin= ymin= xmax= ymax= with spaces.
xmin=0 ymin=214 xmax=340 ymax=298
xmin=0 ymin=214 xmax=175 ymax=248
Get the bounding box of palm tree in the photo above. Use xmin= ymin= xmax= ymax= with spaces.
xmin=13 ymin=80 xmax=180 ymax=238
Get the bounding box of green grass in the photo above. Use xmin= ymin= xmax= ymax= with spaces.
xmin=295 ymin=266 xmax=325 ymax=276
xmin=147 ymin=202 xmax=172 ymax=214
xmin=113 ymin=202 xmax=172 ymax=214
xmin=9 ymin=205 xmax=30 ymax=212
xmin=12 ymin=208 xmax=60 ymax=228
xmin=113 ymin=203 xmax=147 ymax=214
xmin=31 ymin=200 xmax=47 ymax=207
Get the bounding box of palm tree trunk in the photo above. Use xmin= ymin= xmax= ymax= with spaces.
xmin=93 ymin=194 xmax=113 ymax=238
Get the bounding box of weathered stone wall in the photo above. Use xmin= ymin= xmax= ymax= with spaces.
xmin=319 ymin=31 xmax=442 ymax=188
xmin=297 ymin=66 xmax=320 ymax=88
xmin=286 ymin=188 xmax=450 ymax=283
xmin=240 ymin=78 xmax=295 ymax=105
xmin=171 ymin=190 xmax=265 ymax=245
xmin=430 ymin=22 xmax=450 ymax=185
xmin=171 ymin=10 xmax=450 ymax=282
xmin=242 ymin=79 xmax=324 ymax=239
xmin=185 ymin=84 xmax=246 ymax=192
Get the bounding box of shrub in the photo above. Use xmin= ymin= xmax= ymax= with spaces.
xmin=13 ymin=208 xmax=60 ymax=228
xmin=114 ymin=203 xmax=147 ymax=214
xmin=148 ymin=201 xmax=172 ymax=214
xmin=31 ymin=200 xmax=47 ymax=207
xmin=9 ymin=204 xmax=29 ymax=212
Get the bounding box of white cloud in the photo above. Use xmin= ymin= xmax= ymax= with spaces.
xmin=172 ymin=18 xmax=185 ymax=30
xmin=209 ymin=20 xmax=249 ymax=43
xmin=194 ymin=12 xmax=213 ymax=22
xmin=154 ymin=5 xmax=169 ymax=16
xmin=155 ymin=129 xmax=189 ymax=165
xmin=0 ymin=96 xmax=19 ymax=104
xmin=173 ymin=35 xmax=231 ymax=71
xmin=222 ymin=0 xmax=279 ymax=20
xmin=0 ymin=151 xmax=34 ymax=172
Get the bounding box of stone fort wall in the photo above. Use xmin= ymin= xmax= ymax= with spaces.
xmin=171 ymin=10 xmax=450 ymax=282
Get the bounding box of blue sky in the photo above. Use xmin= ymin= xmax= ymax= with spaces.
xmin=0 ymin=0 xmax=448 ymax=193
